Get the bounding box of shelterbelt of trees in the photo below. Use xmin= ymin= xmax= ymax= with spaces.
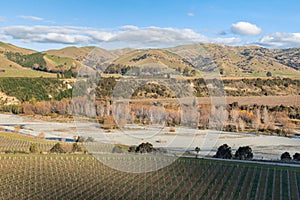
xmin=0 ymin=77 xmax=298 ymax=103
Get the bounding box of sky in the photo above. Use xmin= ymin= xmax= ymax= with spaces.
xmin=0 ymin=0 xmax=299 ymax=51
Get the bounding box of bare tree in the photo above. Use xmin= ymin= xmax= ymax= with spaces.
xmin=210 ymin=105 xmax=227 ymax=130
xmin=252 ymin=108 xmax=261 ymax=133
xmin=238 ymin=118 xmax=245 ymax=132
xmin=230 ymin=109 xmax=239 ymax=132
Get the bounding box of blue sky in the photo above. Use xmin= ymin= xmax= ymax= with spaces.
xmin=0 ymin=0 xmax=299 ymax=50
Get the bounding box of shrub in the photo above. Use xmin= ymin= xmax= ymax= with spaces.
xmin=266 ymin=71 xmax=272 ymax=77
xmin=50 ymin=143 xmax=65 ymax=153
xmin=29 ymin=143 xmax=38 ymax=153
xmin=195 ymin=146 xmax=200 ymax=158
xmin=72 ymin=143 xmax=82 ymax=152
xmin=112 ymin=146 xmax=124 ymax=153
xmin=293 ymin=153 xmax=300 ymax=161
xmin=75 ymin=136 xmax=94 ymax=142
xmin=128 ymin=146 xmax=137 ymax=153
xmin=281 ymin=152 xmax=291 ymax=161
xmin=86 ymin=137 xmax=95 ymax=142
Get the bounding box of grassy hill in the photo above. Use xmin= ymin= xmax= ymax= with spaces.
xmin=45 ymin=46 xmax=94 ymax=60
xmin=273 ymin=48 xmax=300 ymax=70
xmin=105 ymin=49 xmax=198 ymax=76
xmin=168 ymin=43 xmax=300 ymax=78
xmin=0 ymin=55 xmax=56 ymax=77
xmin=0 ymin=41 xmax=36 ymax=54
xmin=43 ymin=54 xmax=79 ymax=73
xmin=0 ymin=42 xmax=56 ymax=77
xmin=0 ymin=41 xmax=299 ymax=78
xmin=46 ymin=46 xmax=133 ymax=66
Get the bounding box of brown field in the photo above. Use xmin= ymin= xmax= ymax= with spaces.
xmin=220 ymin=95 xmax=299 ymax=106
xmin=127 ymin=95 xmax=299 ymax=106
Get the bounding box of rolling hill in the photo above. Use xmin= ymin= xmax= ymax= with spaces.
xmin=104 ymin=49 xmax=198 ymax=76
xmin=0 ymin=42 xmax=56 ymax=77
xmin=168 ymin=43 xmax=300 ymax=78
xmin=0 ymin=41 xmax=299 ymax=78
xmin=45 ymin=46 xmax=95 ymax=61
xmin=0 ymin=41 xmax=36 ymax=54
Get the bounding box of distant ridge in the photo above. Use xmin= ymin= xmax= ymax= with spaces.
xmin=0 ymin=41 xmax=299 ymax=78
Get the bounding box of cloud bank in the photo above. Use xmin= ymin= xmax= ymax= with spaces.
xmin=1 ymin=24 xmax=299 ymax=49
xmin=256 ymin=32 xmax=300 ymax=48
xmin=0 ymin=25 xmax=241 ymax=48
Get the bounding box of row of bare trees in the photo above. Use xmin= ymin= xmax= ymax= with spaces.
xmin=5 ymin=97 xmax=297 ymax=135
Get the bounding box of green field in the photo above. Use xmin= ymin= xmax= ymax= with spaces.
xmin=0 ymin=132 xmax=299 ymax=199
xmin=44 ymin=54 xmax=76 ymax=67
xmin=0 ymin=69 xmax=56 ymax=78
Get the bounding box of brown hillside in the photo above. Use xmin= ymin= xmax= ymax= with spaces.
xmin=168 ymin=43 xmax=300 ymax=78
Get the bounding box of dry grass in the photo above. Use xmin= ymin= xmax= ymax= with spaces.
xmin=127 ymin=95 xmax=300 ymax=106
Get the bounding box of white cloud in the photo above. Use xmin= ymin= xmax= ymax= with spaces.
xmin=2 ymin=24 xmax=300 ymax=49
xmin=2 ymin=26 xmax=92 ymax=44
xmin=120 ymin=25 xmax=139 ymax=31
xmin=211 ymin=37 xmax=242 ymax=44
xmin=214 ymin=30 xmax=227 ymax=35
xmin=256 ymin=32 xmax=300 ymax=48
xmin=187 ymin=13 xmax=195 ymax=17
xmin=19 ymin=15 xmax=44 ymax=21
xmin=0 ymin=25 xmax=242 ymax=47
xmin=109 ymin=26 xmax=241 ymax=46
xmin=231 ymin=22 xmax=261 ymax=36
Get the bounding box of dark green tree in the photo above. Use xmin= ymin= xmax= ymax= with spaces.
xmin=235 ymin=146 xmax=253 ymax=160
xmin=293 ymin=153 xmax=300 ymax=161
xmin=195 ymin=147 xmax=200 ymax=158
xmin=281 ymin=152 xmax=291 ymax=161
xmin=214 ymin=144 xmax=232 ymax=159
xmin=135 ymin=142 xmax=154 ymax=153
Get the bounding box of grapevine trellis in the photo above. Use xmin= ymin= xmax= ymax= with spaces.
xmin=0 ymin=154 xmax=299 ymax=199
xmin=0 ymin=133 xmax=57 ymax=153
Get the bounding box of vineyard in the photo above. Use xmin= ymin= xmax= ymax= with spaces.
xmin=0 ymin=132 xmax=299 ymax=199
xmin=0 ymin=132 xmax=72 ymax=153
xmin=0 ymin=153 xmax=299 ymax=199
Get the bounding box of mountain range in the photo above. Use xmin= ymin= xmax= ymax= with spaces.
xmin=0 ymin=41 xmax=299 ymax=78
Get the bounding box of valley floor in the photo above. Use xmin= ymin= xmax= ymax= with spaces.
xmin=0 ymin=113 xmax=299 ymax=161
